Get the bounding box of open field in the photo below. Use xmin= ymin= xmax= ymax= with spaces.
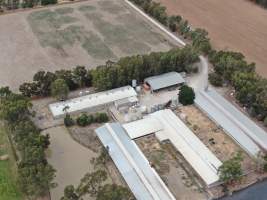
xmin=157 ymin=0 xmax=267 ymax=78
xmin=0 ymin=0 xmax=175 ymax=90
xmin=0 ymin=125 xmax=22 ymax=200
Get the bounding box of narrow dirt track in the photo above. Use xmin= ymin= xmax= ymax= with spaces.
xmin=157 ymin=0 xmax=267 ymax=78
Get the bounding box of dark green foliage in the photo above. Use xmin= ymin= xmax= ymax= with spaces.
xmin=61 ymin=151 xmax=133 ymax=200
xmin=92 ymin=46 xmax=199 ymax=90
xmin=208 ymin=72 xmax=223 ymax=87
xmin=51 ymin=78 xmax=69 ymax=100
xmin=20 ymin=47 xmax=199 ymax=97
xmin=129 ymin=0 xmax=212 ymax=54
xmin=168 ymin=15 xmax=182 ymax=32
xmin=33 ymin=71 xmax=57 ymax=96
xmin=264 ymin=117 xmax=267 ymax=127
xmin=250 ymin=0 xmax=267 ymax=8
xmin=0 ymin=88 xmax=56 ymax=198
xmin=209 ymin=50 xmax=267 ymax=122
xmin=218 ymin=152 xmax=243 ymax=185
xmin=0 ymin=89 xmax=32 ymax=122
xmin=64 ymin=114 xmax=75 ymax=127
xmin=77 ymin=170 xmax=107 ymax=196
xmin=20 ymin=66 xmax=93 ymax=98
xmin=61 ymin=185 xmax=79 ymax=200
xmin=76 ymin=113 xmax=91 ymax=127
xmin=178 ymin=85 xmax=195 ymax=105
xmin=21 ymin=0 xmax=40 ymax=8
xmin=41 ymin=0 xmax=57 ymax=5
xmin=95 ymin=112 xmax=109 ymax=123
xmin=55 ymin=70 xmax=79 ymax=91
xmin=96 ymin=184 xmax=133 ymax=200
xmin=76 ymin=113 xmax=109 ymax=127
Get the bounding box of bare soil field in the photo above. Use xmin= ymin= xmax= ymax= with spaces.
xmin=157 ymin=0 xmax=267 ymax=78
xmin=0 ymin=0 xmax=175 ymax=90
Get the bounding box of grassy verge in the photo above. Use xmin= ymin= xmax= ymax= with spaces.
xmin=0 ymin=124 xmax=23 ymax=200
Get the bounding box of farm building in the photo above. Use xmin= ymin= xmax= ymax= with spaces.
xmin=195 ymin=88 xmax=267 ymax=157
xmin=49 ymin=86 xmax=137 ymax=118
xmin=95 ymin=123 xmax=176 ymax=200
xmin=144 ymin=72 xmax=185 ymax=92
xmin=123 ymin=109 xmax=222 ymax=187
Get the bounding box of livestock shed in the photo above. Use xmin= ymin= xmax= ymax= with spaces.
xmin=95 ymin=123 xmax=176 ymax=200
xmin=194 ymin=88 xmax=263 ymax=157
xmin=123 ymin=109 xmax=222 ymax=187
xmin=144 ymin=72 xmax=185 ymax=92
xmin=49 ymin=86 xmax=137 ymax=118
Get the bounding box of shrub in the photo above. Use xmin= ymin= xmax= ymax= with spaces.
xmin=64 ymin=114 xmax=75 ymax=127
xmin=76 ymin=113 xmax=90 ymax=127
xmin=209 ymin=72 xmax=223 ymax=87
xmin=95 ymin=113 xmax=109 ymax=123
xmin=264 ymin=117 xmax=267 ymax=127
xmin=76 ymin=113 xmax=109 ymax=127
xmin=178 ymin=85 xmax=195 ymax=105
xmin=219 ymin=152 xmax=243 ymax=184
xmin=41 ymin=0 xmax=57 ymax=5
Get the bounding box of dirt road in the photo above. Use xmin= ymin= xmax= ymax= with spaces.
xmin=157 ymin=0 xmax=267 ymax=78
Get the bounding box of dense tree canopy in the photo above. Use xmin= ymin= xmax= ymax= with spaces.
xmin=20 ymin=47 xmax=199 ymax=96
xmin=178 ymin=85 xmax=195 ymax=105
xmin=0 ymin=87 xmax=56 ymax=198
xmin=250 ymin=0 xmax=267 ymax=8
xmin=209 ymin=51 xmax=267 ymax=123
xmin=51 ymin=78 xmax=69 ymax=100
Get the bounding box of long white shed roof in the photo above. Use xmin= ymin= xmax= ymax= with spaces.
xmin=195 ymin=89 xmax=261 ymax=157
xmin=151 ymin=109 xmax=222 ymax=187
xmin=123 ymin=117 xmax=163 ymax=139
xmin=206 ymin=88 xmax=267 ymax=151
xmin=49 ymin=86 xmax=137 ymax=118
xmin=96 ymin=123 xmax=176 ymax=200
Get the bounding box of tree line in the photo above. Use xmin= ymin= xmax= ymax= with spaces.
xmin=19 ymin=46 xmax=199 ymax=97
xmin=0 ymin=87 xmax=56 ymax=198
xmin=0 ymin=0 xmax=57 ymax=11
xmin=64 ymin=112 xmax=109 ymax=127
xmin=250 ymin=0 xmax=267 ymax=8
xmin=209 ymin=51 xmax=267 ymax=126
xmin=129 ymin=0 xmax=212 ymax=54
xmin=130 ymin=0 xmax=267 ymax=127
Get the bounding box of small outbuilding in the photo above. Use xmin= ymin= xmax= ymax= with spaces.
xmin=144 ymin=72 xmax=185 ymax=92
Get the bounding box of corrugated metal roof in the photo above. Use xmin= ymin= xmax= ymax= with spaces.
xmin=144 ymin=72 xmax=185 ymax=91
xmin=123 ymin=117 xmax=163 ymax=139
xmin=95 ymin=123 xmax=176 ymax=200
xmin=195 ymin=89 xmax=261 ymax=157
xmin=49 ymin=86 xmax=137 ymax=118
xmin=151 ymin=110 xmax=222 ymax=187
xmin=206 ymin=88 xmax=267 ymax=151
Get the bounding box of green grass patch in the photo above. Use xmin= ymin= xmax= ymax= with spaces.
xmin=78 ymin=5 xmax=96 ymax=12
xmin=84 ymin=12 xmax=151 ymax=54
xmin=97 ymin=0 xmax=125 ymax=14
xmin=82 ymin=32 xmax=116 ymax=60
xmin=55 ymin=7 xmax=74 ymax=15
xmin=0 ymin=126 xmax=22 ymax=200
